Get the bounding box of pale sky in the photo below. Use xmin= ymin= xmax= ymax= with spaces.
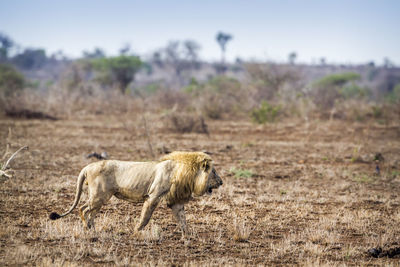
xmin=1 ymin=0 xmax=399 ymax=65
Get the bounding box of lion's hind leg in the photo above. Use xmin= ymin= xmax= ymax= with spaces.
xmin=82 ymin=180 xmax=114 ymax=230
xmin=82 ymin=198 xmax=110 ymax=230
xmin=79 ymin=203 xmax=89 ymax=227
xmin=85 ymin=205 xmax=101 ymax=230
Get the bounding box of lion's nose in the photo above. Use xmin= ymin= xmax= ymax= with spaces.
xmin=219 ymin=179 xmax=223 ymax=186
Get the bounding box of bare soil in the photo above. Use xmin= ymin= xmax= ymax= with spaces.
xmin=1 ymin=114 xmax=400 ymax=266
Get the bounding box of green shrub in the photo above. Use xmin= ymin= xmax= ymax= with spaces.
xmin=371 ymin=105 xmax=383 ymax=119
xmin=311 ymin=72 xmax=361 ymax=109
xmin=250 ymin=101 xmax=281 ymax=124
xmin=133 ymin=82 xmax=161 ymax=97
xmin=230 ymin=167 xmax=253 ymax=178
xmin=314 ymin=72 xmax=361 ymax=88
xmin=0 ymin=63 xmax=25 ymax=97
xmin=340 ymin=83 xmax=369 ymax=99
xmin=384 ymin=83 xmax=400 ymax=103
xmin=353 ymin=174 xmax=374 ymax=184
xmin=183 ymin=77 xmax=199 ymax=94
xmin=185 ymin=76 xmax=241 ymax=95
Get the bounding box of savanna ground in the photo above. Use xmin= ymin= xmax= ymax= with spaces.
xmin=1 ymin=114 xmax=400 ymax=266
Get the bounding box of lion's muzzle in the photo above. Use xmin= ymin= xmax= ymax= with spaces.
xmin=206 ymin=168 xmax=223 ymax=194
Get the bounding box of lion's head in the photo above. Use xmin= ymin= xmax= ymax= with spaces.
xmin=161 ymin=151 xmax=223 ymax=205
xmin=205 ymin=166 xmax=223 ymax=195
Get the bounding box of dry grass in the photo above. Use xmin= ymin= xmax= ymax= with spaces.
xmin=0 ymin=114 xmax=399 ymax=265
xmin=232 ymin=217 xmax=251 ymax=242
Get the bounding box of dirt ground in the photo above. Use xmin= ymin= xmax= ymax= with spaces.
xmin=1 ymin=114 xmax=400 ymax=266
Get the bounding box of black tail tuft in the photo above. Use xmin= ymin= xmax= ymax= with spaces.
xmin=49 ymin=212 xmax=61 ymax=220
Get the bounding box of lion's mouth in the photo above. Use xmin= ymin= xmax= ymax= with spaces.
xmin=207 ymin=185 xmax=221 ymax=194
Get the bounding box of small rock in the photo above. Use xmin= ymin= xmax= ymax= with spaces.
xmin=367 ymin=247 xmax=382 ymax=258
xmin=87 ymin=152 xmax=108 ymax=160
xmin=374 ymin=153 xmax=384 ymax=162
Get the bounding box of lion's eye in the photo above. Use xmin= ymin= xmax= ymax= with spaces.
xmin=204 ymin=163 xmax=210 ymax=171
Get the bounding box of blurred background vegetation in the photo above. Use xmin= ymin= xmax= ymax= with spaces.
xmin=0 ymin=31 xmax=399 ymax=126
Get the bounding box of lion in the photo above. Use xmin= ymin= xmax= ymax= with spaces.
xmin=49 ymin=151 xmax=223 ymax=238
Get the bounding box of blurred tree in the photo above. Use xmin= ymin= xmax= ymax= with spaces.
xmin=235 ymin=57 xmax=243 ymax=64
xmin=165 ymin=41 xmax=186 ymax=77
xmin=164 ymin=40 xmax=201 ymax=80
xmin=0 ymin=33 xmax=14 ymax=62
xmin=151 ymin=51 xmax=163 ymax=68
xmin=383 ymin=57 xmax=394 ymax=68
xmin=119 ymin=44 xmax=131 ymax=55
xmin=216 ymin=32 xmax=233 ymax=66
xmin=0 ymin=63 xmax=25 ymax=97
xmin=91 ymin=55 xmax=142 ymax=94
xmin=367 ymin=61 xmax=375 ymax=68
xmin=288 ymin=52 xmax=297 ymax=65
xmin=12 ymin=48 xmax=47 ymax=70
xmin=83 ymin=47 xmax=106 ymax=59
xmin=183 ymin=40 xmax=201 ymax=68
xmin=51 ymin=50 xmax=68 ymax=61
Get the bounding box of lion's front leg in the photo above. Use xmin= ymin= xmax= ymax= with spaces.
xmin=135 ymin=196 xmax=161 ymax=232
xmin=170 ymin=203 xmax=187 ymax=238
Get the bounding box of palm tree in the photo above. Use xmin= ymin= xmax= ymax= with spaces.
xmin=216 ymin=32 xmax=233 ymax=65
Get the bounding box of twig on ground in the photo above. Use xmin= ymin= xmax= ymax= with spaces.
xmin=142 ymin=113 xmax=155 ymax=159
xmin=2 ymin=146 xmax=29 ymax=171
xmin=1 ymin=127 xmax=12 ymax=161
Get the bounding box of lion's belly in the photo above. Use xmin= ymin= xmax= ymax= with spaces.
xmin=113 ymin=161 xmax=157 ymax=202
xmin=114 ymin=190 xmax=147 ymax=202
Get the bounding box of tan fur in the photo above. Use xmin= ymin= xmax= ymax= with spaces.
xmin=49 ymin=151 xmax=223 ymax=238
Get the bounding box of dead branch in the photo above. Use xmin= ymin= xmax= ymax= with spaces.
xmin=120 ymin=119 xmax=136 ymax=140
xmin=2 ymin=146 xmax=28 ymax=171
xmin=142 ymin=113 xmax=155 ymax=159
xmin=1 ymin=127 xmax=12 ymax=161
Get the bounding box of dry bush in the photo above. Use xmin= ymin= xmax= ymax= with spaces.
xmin=164 ymin=112 xmax=209 ymax=134
xmin=246 ymin=63 xmax=299 ymax=102
xmin=186 ymin=76 xmax=249 ymax=119
xmin=1 ymin=89 xmax=59 ymax=118
xmin=149 ymin=88 xmax=191 ymax=112
xmin=232 ymin=217 xmax=251 ymax=242
xmin=0 ymin=61 xmax=143 ymax=118
xmin=326 ymin=99 xmax=399 ymax=123
xmin=0 ymin=82 xmax=143 ymax=119
xmin=195 ymin=90 xmax=235 ymax=119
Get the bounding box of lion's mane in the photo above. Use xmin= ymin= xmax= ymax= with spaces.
xmin=160 ymin=151 xmax=212 ymax=205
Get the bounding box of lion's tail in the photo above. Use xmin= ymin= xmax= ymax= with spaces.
xmin=49 ymin=168 xmax=87 ymax=220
